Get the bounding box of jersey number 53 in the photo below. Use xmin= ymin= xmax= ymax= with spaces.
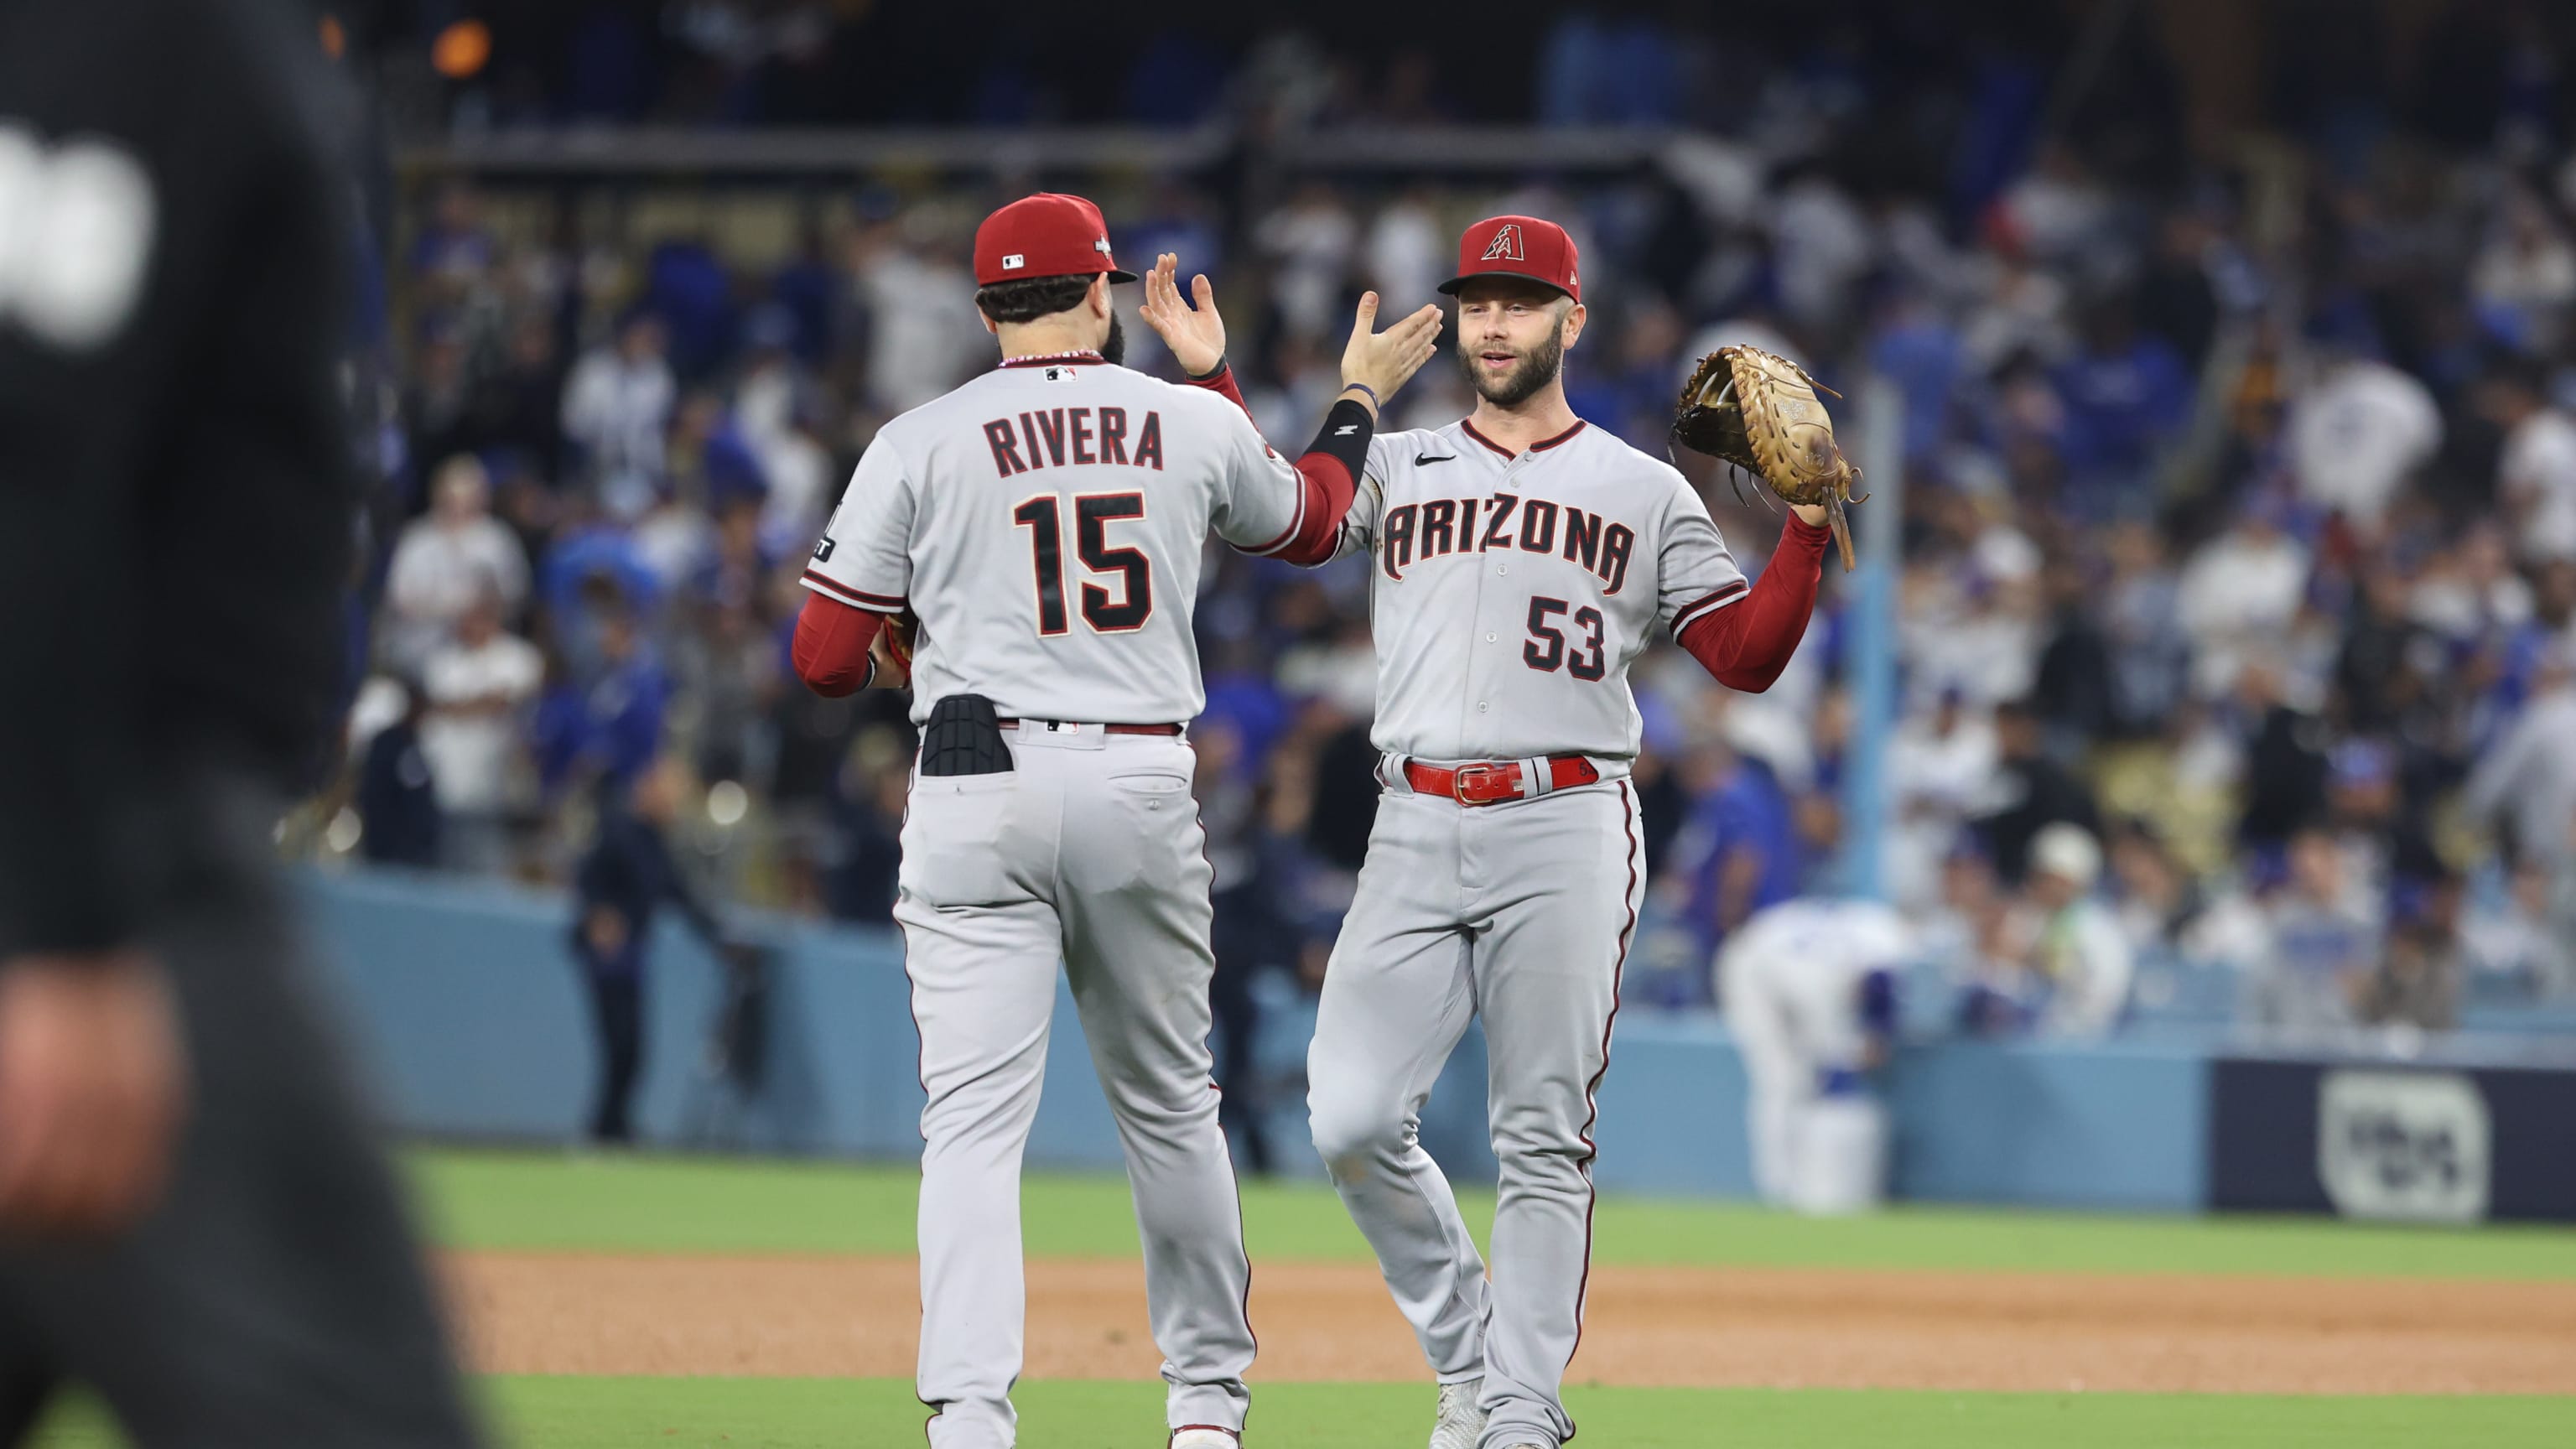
xmin=1523 ymin=596 xmax=1607 ymax=681
xmin=1012 ymin=491 xmax=1153 ymax=636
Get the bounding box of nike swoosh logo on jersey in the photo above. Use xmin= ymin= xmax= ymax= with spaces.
xmin=1416 ymin=453 xmax=1457 ymax=465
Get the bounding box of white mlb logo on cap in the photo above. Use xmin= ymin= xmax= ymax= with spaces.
xmin=1003 ymin=253 xmax=1026 ymax=269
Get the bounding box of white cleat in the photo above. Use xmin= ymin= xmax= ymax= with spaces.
xmin=1430 ymin=1379 xmax=1487 ymax=1449
xmin=1170 ymin=1428 xmax=1240 ymax=1449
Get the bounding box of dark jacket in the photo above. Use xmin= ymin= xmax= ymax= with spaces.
xmin=572 ymin=807 xmax=721 ymax=976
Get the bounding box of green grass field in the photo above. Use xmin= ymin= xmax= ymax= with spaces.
xmin=29 ymin=1148 xmax=2576 ymax=1447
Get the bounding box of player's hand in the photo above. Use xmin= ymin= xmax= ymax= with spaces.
xmin=1139 ymin=253 xmax=1227 ymax=379
xmin=0 ymin=951 xmax=187 ymax=1239
xmin=1791 ymin=503 xmax=1830 ymax=529
xmin=584 ymin=906 xmax=631 ymax=959
xmin=869 ymin=618 xmax=912 ymax=691
xmin=1340 ymin=291 xmax=1445 ymax=415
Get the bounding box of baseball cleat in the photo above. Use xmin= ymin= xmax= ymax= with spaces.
xmin=1430 ymin=1379 xmax=1486 ymax=1449
xmin=1170 ymin=1427 xmax=1240 ymax=1448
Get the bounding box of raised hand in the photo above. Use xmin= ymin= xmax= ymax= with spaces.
xmin=1138 ymin=252 xmax=1227 ymax=378
xmin=1340 ymin=291 xmax=1446 ymax=415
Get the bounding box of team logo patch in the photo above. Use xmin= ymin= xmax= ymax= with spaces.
xmin=811 ymin=537 xmax=835 ymax=562
xmin=1094 ymin=236 xmax=1113 ymax=256
xmin=1481 ymin=223 xmax=1524 ymax=262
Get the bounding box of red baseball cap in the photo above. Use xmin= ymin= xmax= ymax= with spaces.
xmin=974 ymin=193 xmax=1136 ymax=288
xmin=1439 ymin=215 xmax=1580 ymax=303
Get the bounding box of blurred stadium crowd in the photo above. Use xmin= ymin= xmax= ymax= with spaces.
xmin=340 ymin=2 xmax=2576 ymax=1045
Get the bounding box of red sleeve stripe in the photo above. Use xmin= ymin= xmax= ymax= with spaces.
xmin=801 ymin=570 xmax=906 ymax=613
xmin=1669 ymin=581 xmax=1749 ymax=638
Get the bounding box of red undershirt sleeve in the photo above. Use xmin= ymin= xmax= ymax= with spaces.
xmin=1675 ymin=512 xmax=1830 ymax=693
xmin=792 ymin=591 xmax=887 ymax=698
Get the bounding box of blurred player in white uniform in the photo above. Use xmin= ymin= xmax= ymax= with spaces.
xmin=790 ymin=193 xmax=1441 ymax=1449
xmin=1149 ymin=216 xmax=1834 ymax=1449
xmin=1718 ymin=898 xmax=1910 ymax=1214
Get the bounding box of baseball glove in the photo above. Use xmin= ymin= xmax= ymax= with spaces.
xmin=1671 ymin=345 xmax=1866 ymax=571
xmin=878 ymin=609 xmax=917 ymax=687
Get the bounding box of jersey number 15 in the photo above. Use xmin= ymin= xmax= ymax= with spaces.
xmin=1012 ymin=492 xmax=1152 ymax=636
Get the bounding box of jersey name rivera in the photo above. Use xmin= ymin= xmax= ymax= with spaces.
xmin=981 ymin=404 xmax=1165 ymax=476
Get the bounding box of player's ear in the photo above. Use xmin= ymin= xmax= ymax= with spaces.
xmin=1089 ymin=274 xmax=1113 ymax=320
xmin=1561 ymin=300 xmax=1587 ymax=350
xmin=979 ymin=307 xmax=999 ymax=338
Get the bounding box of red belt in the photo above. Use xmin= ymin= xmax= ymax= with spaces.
xmin=997 ymin=718 xmax=1184 ymax=736
xmin=1402 ymin=754 xmax=1600 ymax=805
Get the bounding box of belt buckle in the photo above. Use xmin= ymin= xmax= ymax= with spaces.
xmin=1451 ymin=762 xmax=1521 ymax=805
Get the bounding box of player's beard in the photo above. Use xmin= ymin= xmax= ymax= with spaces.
xmin=1101 ymin=313 xmax=1127 ymax=366
xmin=1460 ymin=328 xmax=1563 ymax=408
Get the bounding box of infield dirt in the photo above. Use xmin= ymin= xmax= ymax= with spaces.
xmin=445 ymin=1252 xmax=2576 ymax=1394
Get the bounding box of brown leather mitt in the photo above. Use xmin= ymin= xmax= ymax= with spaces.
xmin=1671 ymin=345 xmax=1867 ymax=570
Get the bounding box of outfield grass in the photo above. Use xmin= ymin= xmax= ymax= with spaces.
xmin=33 ymin=1379 xmax=2576 ymax=1449
xmin=413 ymin=1146 xmax=2576 ymax=1280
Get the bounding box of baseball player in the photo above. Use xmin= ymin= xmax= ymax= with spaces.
xmin=1158 ymin=216 xmax=1837 ymax=1449
xmin=1718 ymin=897 xmax=1909 ymax=1214
xmin=788 ymin=193 xmax=1442 ymax=1449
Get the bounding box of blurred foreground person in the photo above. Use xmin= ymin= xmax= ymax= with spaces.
xmin=1719 ymin=898 xmax=1909 ymax=1214
xmin=0 ymin=0 xmax=480 ymax=1442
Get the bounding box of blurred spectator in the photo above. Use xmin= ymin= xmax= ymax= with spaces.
xmin=2007 ymin=823 xmax=2132 ymax=1036
xmin=2471 ymin=186 xmax=2576 ymax=351
xmin=2231 ymin=660 xmax=2331 ymax=853
xmin=2464 ymin=643 xmax=2576 ymax=869
xmin=852 ymin=220 xmax=982 ymax=413
xmin=383 ymin=455 xmax=530 ymax=669
xmin=823 ymin=739 xmax=911 ymax=925
xmin=569 ymin=756 xmax=730 ymax=1145
xmin=418 ymin=588 xmax=544 ymax=875
xmin=2242 ymin=828 xmax=2380 ymax=1033
xmin=2107 ymin=819 xmax=2198 ymax=957
xmin=1259 ymin=183 xmax=1359 ymax=343
xmin=2288 ymin=346 xmax=2442 ymax=533
xmin=2098 ymin=522 xmax=2191 ymax=734
xmin=1667 ymin=721 xmax=1807 ymax=954
xmin=356 ymin=683 xmax=440 ymax=868
xmin=2178 ymin=495 xmax=2310 ymax=698
xmin=1885 ymin=688 xmax=1995 ymax=909
xmin=2460 ymin=860 xmax=2573 ymax=999
xmin=2484 ymin=356 xmax=2576 ymax=562
xmin=2050 ymin=297 xmax=2191 ymax=506
xmin=460 ymin=315 xmax=570 ymax=483
xmin=2365 ymin=875 xmax=2464 ymax=1031
xmin=1967 ymin=696 xmax=2098 ymax=884
xmin=562 ymin=312 xmax=677 ymax=517
xmin=538 ymin=606 xmax=671 ymax=802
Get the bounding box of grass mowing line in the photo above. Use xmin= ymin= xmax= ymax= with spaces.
xmin=33 ymin=1379 xmax=2576 ymax=1449
xmin=410 ymin=1147 xmax=2576 ymax=1281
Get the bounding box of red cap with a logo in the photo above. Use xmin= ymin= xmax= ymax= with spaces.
xmin=974 ymin=193 xmax=1136 ymax=288
xmin=1439 ymin=215 xmax=1580 ymax=303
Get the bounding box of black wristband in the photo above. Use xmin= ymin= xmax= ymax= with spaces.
xmin=1301 ymin=397 xmax=1374 ymax=480
xmin=1186 ymin=355 xmax=1229 ymax=382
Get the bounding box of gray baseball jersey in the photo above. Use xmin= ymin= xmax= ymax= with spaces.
xmin=1333 ymin=418 xmax=1748 ymax=761
xmin=804 ymin=351 xmax=1311 ymax=724
xmin=809 ymin=351 xmax=1316 ymax=1447
xmin=1308 ymin=414 xmax=1760 ymax=1449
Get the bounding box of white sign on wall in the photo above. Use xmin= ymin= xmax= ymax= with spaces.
xmin=2317 ymin=1070 xmax=2492 ymax=1224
